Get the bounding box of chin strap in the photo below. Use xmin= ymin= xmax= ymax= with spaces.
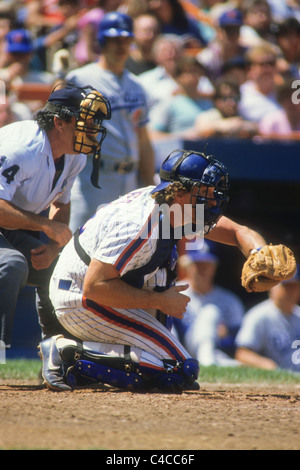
xmin=90 ymin=126 xmax=108 ymax=188
xmin=90 ymin=149 xmax=101 ymax=188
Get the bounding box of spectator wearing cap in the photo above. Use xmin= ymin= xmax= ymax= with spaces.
xmin=19 ymin=0 xmax=83 ymax=73
xmin=0 ymin=82 xmax=110 ymax=349
xmin=172 ymin=239 xmax=245 ymax=366
xmin=4 ymin=0 xmax=82 ymax=74
xmin=235 ymin=265 xmax=300 ymax=372
xmin=197 ymin=8 xmax=248 ymax=81
xmin=0 ymin=28 xmax=55 ymax=87
xmin=66 ymin=11 xmax=155 ymax=233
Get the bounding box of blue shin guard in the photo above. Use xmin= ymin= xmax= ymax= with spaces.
xmin=69 ymin=360 xmax=144 ymax=391
xmin=63 ymin=343 xmax=200 ymax=393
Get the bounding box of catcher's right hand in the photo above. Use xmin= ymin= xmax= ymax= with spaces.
xmin=241 ymin=244 xmax=297 ymax=293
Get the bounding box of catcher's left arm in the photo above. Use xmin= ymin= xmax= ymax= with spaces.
xmin=206 ymin=216 xmax=267 ymax=257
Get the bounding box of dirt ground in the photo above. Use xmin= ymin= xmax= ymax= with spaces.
xmin=0 ymin=379 xmax=299 ymax=450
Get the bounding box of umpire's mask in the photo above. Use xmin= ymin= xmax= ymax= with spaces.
xmin=46 ymin=82 xmax=111 ymax=188
xmin=74 ymin=89 xmax=111 ymax=156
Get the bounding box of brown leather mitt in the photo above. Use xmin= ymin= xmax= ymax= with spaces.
xmin=241 ymin=244 xmax=297 ymax=293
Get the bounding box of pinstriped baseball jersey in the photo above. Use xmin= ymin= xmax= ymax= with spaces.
xmin=49 ymin=186 xmax=191 ymax=364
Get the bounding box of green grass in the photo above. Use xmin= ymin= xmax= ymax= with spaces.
xmin=0 ymin=359 xmax=299 ymax=384
xmin=0 ymin=359 xmax=41 ymax=380
xmin=199 ymin=364 xmax=300 ymax=385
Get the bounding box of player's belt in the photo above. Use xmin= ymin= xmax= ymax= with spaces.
xmin=99 ymin=159 xmax=137 ymax=173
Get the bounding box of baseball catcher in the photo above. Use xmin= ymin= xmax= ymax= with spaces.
xmin=39 ymin=148 xmax=297 ymax=394
xmin=242 ymin=244 xmax=296 ymax=293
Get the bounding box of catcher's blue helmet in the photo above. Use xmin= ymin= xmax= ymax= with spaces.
xmin=98 ymin=12 xmax=134 ymax=46
xmin=152 ymin=149 xmax=229 ymax=232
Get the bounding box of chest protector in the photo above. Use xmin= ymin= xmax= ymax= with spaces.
xmin=74 ymin=214 xmax=178 ymax=290
xmin=121 ymin=216 xmax=177 ymax=290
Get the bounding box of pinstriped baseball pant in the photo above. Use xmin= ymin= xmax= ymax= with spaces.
xmin=53 ymin=295 xmax=192 ymax=372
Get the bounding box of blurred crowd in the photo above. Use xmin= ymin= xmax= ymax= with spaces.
xmin=1 ymin=0 xmax=300 ymax=138
xmin=1 ymin=0 xmax=300 ymax=373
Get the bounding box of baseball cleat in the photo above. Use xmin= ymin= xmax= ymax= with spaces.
xmin=39 ymin=336 xmax=72 ymax=392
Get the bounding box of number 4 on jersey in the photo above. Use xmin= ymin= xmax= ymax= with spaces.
xmin=1 ymin=164 xmax=20 ymax=184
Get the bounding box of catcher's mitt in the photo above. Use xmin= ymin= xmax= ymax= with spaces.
xmin=241 ymin=244 xmax=297 ymax=293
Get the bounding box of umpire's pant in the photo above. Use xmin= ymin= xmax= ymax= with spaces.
xmin=0 ymin=229 xmax=66 ymax=347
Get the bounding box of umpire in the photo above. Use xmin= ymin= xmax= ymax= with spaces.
xmin=0 ymin=82 xmax=111 ymax=348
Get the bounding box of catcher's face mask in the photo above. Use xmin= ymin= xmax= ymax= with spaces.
xmin=190 ymin=161 xmax=229 ymax=233
xmin=152 ymin=149 xmax=229 ymax=233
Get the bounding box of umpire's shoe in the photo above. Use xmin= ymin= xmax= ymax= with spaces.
xmin=39 ymin=335 xmax=72 ymax=392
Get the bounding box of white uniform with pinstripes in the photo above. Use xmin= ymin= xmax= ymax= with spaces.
xmin=49 ymin=186 xmax=191 ymax=372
